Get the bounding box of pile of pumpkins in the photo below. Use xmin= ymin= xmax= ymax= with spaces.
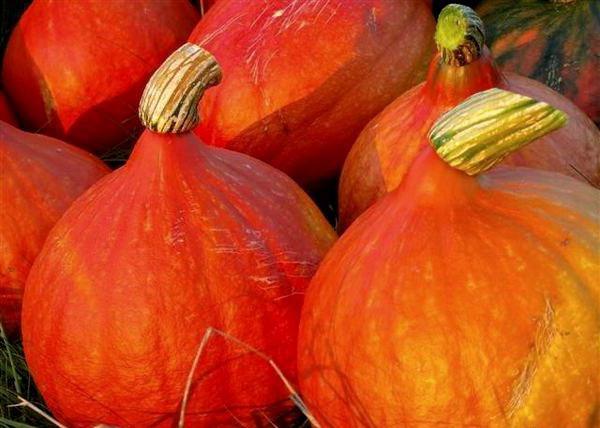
xmin=1 ymin=0 xmax=598 ymax=427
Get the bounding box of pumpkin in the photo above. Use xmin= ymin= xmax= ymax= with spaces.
xmin=0 ymin=122 xmax=109 ymax=337
xmin=298 ymin=88 xmax=600 ymax=427
xmin=1 ymin=0 xmax=198 ymax=154
xmin=22 ymin=43 xmax=336 ymax=427
xmin=189 ymin=0 xmax=435 ymax=185
xmin=338 ymin=4 xmax=600 ymax=230
xmin=0 ymin=91 xmax=17 ymax=126
xmin=478 ymin=0 xmax=600 ymax=126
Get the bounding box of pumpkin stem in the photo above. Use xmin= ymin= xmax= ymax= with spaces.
xmin=435 ymin=4 xmax=485 ymax=66
xmin=428 ymin=88 xmax=568 ymax=175
xmin=139 ymin=43 xmax=222 ymax=133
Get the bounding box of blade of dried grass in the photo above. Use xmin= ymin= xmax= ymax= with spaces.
xmin=177 ymin=327 xmax=320 ymax=428
xmin=257 ymin=409 xmax=279 ymax=428
xmin=8 ymin=397 xmax=66 ymax=428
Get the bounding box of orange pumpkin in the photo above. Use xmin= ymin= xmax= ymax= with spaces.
xmin=189 ymin=0 xmax=435 ymax=185
xmin=298 ymin=89 xmax=599 ymax=427
xmin=339 ymin=4 xmax=600 ymax=230
xmin=22 ymin=44 xmax=336 ymax=427
xmin=0 ymin=123 xmax=109 ymax=337
xmin=2 ymin=0 xmax=198 ymax=153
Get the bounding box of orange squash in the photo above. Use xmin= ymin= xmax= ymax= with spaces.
xmin=298 ymin=89 xmax=599 ymax=427
xmin=22 ymin=44 xmax=336 ymax=427
xmin=2 ymin=0 xmax=198 ymax=153
xmin=189 ymin=0 xmax=435 ymax=185
xmin=0 ymin=123 xmax=109 ymax=337
xmin=339 ymin=4 xmax=600 ymax=230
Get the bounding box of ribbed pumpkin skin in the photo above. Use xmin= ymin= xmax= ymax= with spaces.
xmin=0 ymin=91 xmax=17 ymax=126
xmin=22 ymin=131 xmax=336 ymax=427
xmin=0 ymin=123 xmax=109 ymax=337
xmin=189 ymin=0 xmax=435 ymax=185
xmin=339 ymin=50 xmax=600 ymax=229
xmin=299 ymin=148 xmax=600 ymax=427
xmin=478 ymin=0 xmax=600 ymax=125
xmin=1 ymin=0 xmax=198 ymax=153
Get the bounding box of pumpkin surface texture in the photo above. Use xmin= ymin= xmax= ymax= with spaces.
xmin=0 ymin=91 xmax=17 ymax=126
xmin=189 ymin=0 xmax=435 ymax=185
xmin=478 ymin=0 xmax=600 ymax=126
xmin=299 ymin=89 xmax=600 ymax=427
xmin=0 ymin=123 xmax=109 ymax=337
xmin=1 ymin=0 xmax=198 ymax=153
xmin=22 ymin=43 xmax=336 ymax=427
xmin=339 ymin=4 xmax=600 ymax=230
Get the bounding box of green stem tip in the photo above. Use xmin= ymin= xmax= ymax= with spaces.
xmin=435 ymin=4 xmax=485 ymax=66
xmin=428 ymin=88 xmax=568 ymax=175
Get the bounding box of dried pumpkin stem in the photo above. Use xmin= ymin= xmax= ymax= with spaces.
xmin=428 ymin=88 xmax=568 ymax=175
xmin=139 ymin=42 xmax=222 ymax=133
xmin=435 ymin=4 xmax=485 ymax=66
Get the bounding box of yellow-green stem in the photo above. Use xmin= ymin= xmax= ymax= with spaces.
xmin=428 ymin=88 xmax=568 ymax=175
xmin=435 ymin=4 xmax=485 ymax=66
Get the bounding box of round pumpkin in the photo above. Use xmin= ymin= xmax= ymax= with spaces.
xmin=22 ymin=44 xmax=336 ymax=427
xmin=478 ymin=0 xmax=600 ymax=126
xmin=1 ymin=0 xmax=198 ymax=154
xmin=189 ymin=0 xmax=435 ymax=185
xmin=0 ymin=91 xmax=17 ymax=126
xmin=339 ymin=4 xmax=600 ymax=230
xmin=0 ymin=122 xmax=109 ymax=337
xmin=298 ymin=89 xmax=599 ymax=427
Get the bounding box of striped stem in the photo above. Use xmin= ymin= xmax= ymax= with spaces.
xmin=139 ymin=43 xmax=222 ymax=133
xmin=428 ymin=88 xmax=568 ymax=175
